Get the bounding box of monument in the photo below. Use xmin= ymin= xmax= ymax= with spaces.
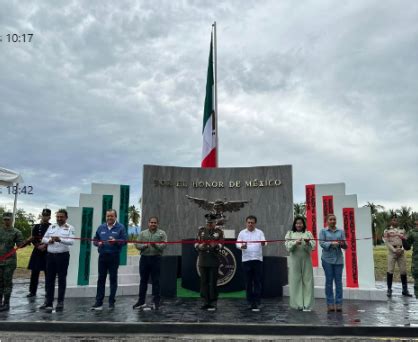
xmin=64 ymin=183 xmax=136 ymax=297
xmin=141 ymin=164 xmax=293 ymax=296
xmin=283 ymin=182 xmax=386 ymax=300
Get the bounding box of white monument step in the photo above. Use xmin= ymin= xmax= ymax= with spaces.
xmin=66 ymin=283 xmax=147 ymax=298
xmin=313 ymin=275 xmax=347 ymax=286
xmin=282 ymin=285 xmax=386 ymax=301
xmin=313 ymin=267 xmax=325 ymax=276
xmin=89 ymin=274 xmax=139 ymax=285
xmin=127 ymin=255 xmax=140 ymax=265
xmin=119 ymin=264 xmax=139 ymax=274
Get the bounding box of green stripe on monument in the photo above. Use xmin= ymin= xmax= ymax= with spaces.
xmin=102 ymin=195 xmax=113 ymax=224
xmin=119 ymin=185 xmax=130 ymax=265
xmin=77 ymin=207 xmax=93 ymax=286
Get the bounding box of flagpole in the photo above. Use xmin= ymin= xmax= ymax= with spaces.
xmin=212 ymin=21 xmax=219 ymax=167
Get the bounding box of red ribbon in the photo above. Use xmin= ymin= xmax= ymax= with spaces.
xmin=0 ymin=236 xmax=373 ymax=263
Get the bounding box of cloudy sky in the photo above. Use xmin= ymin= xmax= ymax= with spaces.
xmin=1 ymin=0 xmax=417 ymax=217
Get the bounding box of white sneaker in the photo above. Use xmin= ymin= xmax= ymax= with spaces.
xmin=133 ymin=302 xmax=147 ymax=310
xmin=90 ymin=304 xmax=103 ymax=311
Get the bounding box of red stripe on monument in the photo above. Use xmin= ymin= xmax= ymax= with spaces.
xmin=306 ymin=184 xmax=318 ymax=267
xmin=322 ymin=195 xmax=334 ymax=227
xmin=343 ymin=208 xmax=359 ymax=288
xmin=201 ymin=148 xmax=217 ymax=168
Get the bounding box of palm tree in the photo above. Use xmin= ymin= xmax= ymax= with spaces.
xmin=364 ymin=202 xmax=384 ymax=246
xmin=293 ymin=202 xmax=306 ymax=219
xmin=388 ymin=209 xmax=397 ymax=218
xmin=375 ymin=211 xmax=391 ymax=244
xmin=397 ymin=206 xmax=413 ymax=231
xmin=128 ymin=205 xmax=140 ymax=227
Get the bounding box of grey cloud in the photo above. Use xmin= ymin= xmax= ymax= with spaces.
xmin=0 ymin=0 xmax=417 ymax=215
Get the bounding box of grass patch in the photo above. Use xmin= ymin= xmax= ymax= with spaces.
xmin=373 ymin=245 xmax=412 ymax=283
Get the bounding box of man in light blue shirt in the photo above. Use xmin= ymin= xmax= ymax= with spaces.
xmin=319 ymin=213 xmax=347 ymax=313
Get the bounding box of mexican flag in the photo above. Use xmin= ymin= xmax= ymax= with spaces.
xmin=201 ymin=31 xmax=217 ymax=168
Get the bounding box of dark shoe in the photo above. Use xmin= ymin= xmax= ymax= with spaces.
xmin=200 ymin=304 xmax=210 ymax=310
xmin=133 ymin=301 xmax=146 ymax=310
xmin=109 ymin=303 xmax=115 ymax=310
xmin=152 ymin=302 xmax=160 ymax=311
xmin=55 ymin=301 xmax=64 ymax=312
xmin=401 ymin=274 xmax=413 ymax=297
xmin=327 ymin=305 xmax=335 ymax=312
xmin=336 ymin=304 xmax=343 ymax=312
xmin=207 ymin=305 xmax=217 ymax=312
xmin=0 ymin=304 xmax=10 ymax=312
xmin=90 ymin=303 xmax=103 ymax=311
xmin=39 ymin=303 xmax=53 ymax=312
xmin=0 ymin=294 xmax=3 ymax=307
xmin=26 ymin=293 xmax=36 ymax=298
xmin=39 ymin=302 xmax=48 ymax=309
xmin=251 ymin=303 xmax=260 ymax=312
xmin=0 ymin=296 xmax=10 ymax=312
xmin=387 ymin=272 xmax=393 ymax=297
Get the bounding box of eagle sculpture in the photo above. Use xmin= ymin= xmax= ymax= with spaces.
xmin=185 ymin=195 xmax=249 ymax=216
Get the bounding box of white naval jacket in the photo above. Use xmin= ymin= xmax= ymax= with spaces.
xmin=42 ymin=223 xmax=75 ymax=253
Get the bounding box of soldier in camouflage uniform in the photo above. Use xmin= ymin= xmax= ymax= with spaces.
xmin=406 ymin=218 xmax=418 ymax=298
xmin=195 ymin=213 xmax=224 ymax=311
xmin=383 ymin=215 xmax=412 ymax=297
xmin=0 ymin=212 xmax=29 ymax=311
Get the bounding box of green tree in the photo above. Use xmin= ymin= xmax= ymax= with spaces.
xmin=128 ymin=205 xmax=140 ymax=227
xmin=397 ymin=206 xmax=413 ymax=231
xmin=293 ymin=202 xmax=306 ymax=219
xmin=0 ymin=207 xmax=34 ymax=239
xmin=375 ymin=210 xmax=391 ymax=244
xmin=364 ymin=202 xmax=384 ymax=246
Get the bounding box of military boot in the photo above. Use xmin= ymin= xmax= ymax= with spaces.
xmin=387 ymin=272 xmax=393 ymax=297
xmin=401 ymin=274 xmax=413 ymax=297
xmin=0 ymin=295 xmax=10 ymax=312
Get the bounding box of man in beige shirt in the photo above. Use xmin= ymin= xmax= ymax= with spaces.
xmin=383 ymin=215 xmax=412 ymax=297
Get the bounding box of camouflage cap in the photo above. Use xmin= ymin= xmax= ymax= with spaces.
xmin=2 ymin=212 xmax=13 ymax=219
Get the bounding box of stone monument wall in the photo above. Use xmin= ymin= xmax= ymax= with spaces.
xmin=141 ymin=164 xmax=293 ymax=257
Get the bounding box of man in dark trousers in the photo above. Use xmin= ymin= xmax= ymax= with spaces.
xmin=40 ymin=209 xmax=75 ymax=312
xmin=133 ymin=217 xmax=167 ymax=311
xmin=0 ymin=212 xmax=29 ymax=312
xmin=27 ymin=208 xmax=51 ymax=298
xmin=91 ymin=209 xmax=127 ymax=311
xmin=195 ymin=213 xmax=224 ymax=311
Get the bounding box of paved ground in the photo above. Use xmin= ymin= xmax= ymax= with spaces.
xmin=1 ymin=333 xmax=417 ymax=342
xmin=2 ymin=279 xmax=417 ymax=325
xmin=1 ymin=279 xmax=417 ymax=341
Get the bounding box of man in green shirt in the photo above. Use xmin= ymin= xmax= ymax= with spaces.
xmin=133 ymin=216 xmax=167 ymax=311
xmin=406 ymin=218 xmax=418 ymax=298
xmin=0 ymin=212 xmax=30 ymax=311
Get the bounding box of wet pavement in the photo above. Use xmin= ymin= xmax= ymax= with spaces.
xmin=1 ymin=279 xmax=417 ymax=329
